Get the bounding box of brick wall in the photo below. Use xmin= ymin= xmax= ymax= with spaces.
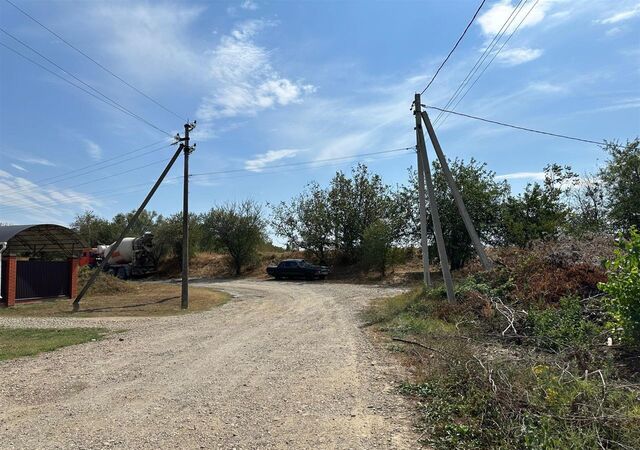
xmin=2 ymin=256 xmax=16 ymax=307
xmin=68 ymin=257 xmax=79 ymax=299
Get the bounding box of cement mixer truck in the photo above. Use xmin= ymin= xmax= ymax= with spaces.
xmin=81 ymin=232 xmax=156 ymax=279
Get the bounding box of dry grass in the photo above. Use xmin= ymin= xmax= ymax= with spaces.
xmin=158 ymin=250 xmax=307 ymax=279
xmin=0 ymin=282 xmax=229 ymax=317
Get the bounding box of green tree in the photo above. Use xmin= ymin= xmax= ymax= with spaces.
xmin=202 ymin=200 xmax=266 ymax=275
xmin=70 ymin=210 xmax=117 ymax=246
xmin=153 ymin=213 xmax=202 ymax=262
xmin=328 ymin=164 xmax=394 ymax=261
xmin=270 ymin=200 xmax=301 ymax=251
xmin=599 ymin=139 xmax=640 ymax=231
xmin=110 ymin=209 xmax=160 ymax=237
xmin=296 ymin=183 xmax=333 ymax=262
xmin=567 ymin=173 xmax=608 ymax=235
xmin=431 ymin=158 xmax=509 ymax=269
xmin=361 ymin=219 xmax=396 ymax=276
xmin=270 ymin=182 xmax=333 ymax=261
xmin=501 ymin=164 xmax=574 ymax=247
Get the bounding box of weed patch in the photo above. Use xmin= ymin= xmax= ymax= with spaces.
xmin=369 ymin=280 xmax=639 ymax=448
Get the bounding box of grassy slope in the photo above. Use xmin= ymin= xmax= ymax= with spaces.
xmin=365 ymin=240 xmax=639 ymax=449
xmin=0 ymin=327 xmax=107 ymax=360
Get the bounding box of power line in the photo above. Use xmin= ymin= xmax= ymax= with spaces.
xmin=439 ymin=0 xmax=541 ymax=128
xmin=0 ymin=147 xmax=416 ymax=212
xmin=3 ymin=0 xmax=187 ymax=122
xmin=191 ymin=146 xmax=415 ymax=177
xmin=6 ymin=143 xmax=173 ymax=197
xmin=420 ymin=0 xmax=486 ymax=95
xmin=433 ymin=0 xmax=527 ymax=125
xmin=0 ymin=39 xmax=173 ymax=138
xmin=0 ymin=157 xmax=173 ymax=212
xmin=426 ymin=105 xmax=609 ymax=146
xmin=0 ymin=155 xmax=173 ymax=211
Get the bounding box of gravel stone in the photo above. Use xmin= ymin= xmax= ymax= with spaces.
xmin=0 ymin=280 xmax=418 ymax=449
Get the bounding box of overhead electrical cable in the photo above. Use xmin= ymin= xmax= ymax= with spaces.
xmin=0 ymin=39 xmax=173 ymax=138
xmin=419 ymin=0 xmax=486 ymax=95
xmin=438 ymin=0 xmax=542 ymax=128
xmin=433 ymin=0 xmax=528 ymax=126
xmin=5 ymin=146 xmax=414 ymax=201
xmin=3 ymin=0 xmax=187 ymax=122
xmin=7 ymin=143 xmax=173 ymax=197
xmin=427 ymin=106 xmax=612 ymax=146
xmin=0 ymin=147 xmax=415 ymax=212
xmin=191 ymin=146 xmax=415 ymax=177
xmin=0 ymin=156 xmax=173 ymax=211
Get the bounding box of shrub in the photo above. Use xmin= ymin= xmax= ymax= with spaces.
xmin=599 ymin=227 xmax=640 ymax=345
xmin=402 ymin=354 xmax=640 ymax=449
xmin=528 ymin=296 xmax=603 ymax=351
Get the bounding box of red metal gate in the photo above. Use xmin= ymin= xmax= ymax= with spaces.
xmin=16 ymin=261 xmax=70 ymax=300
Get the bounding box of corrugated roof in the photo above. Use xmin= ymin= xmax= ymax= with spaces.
xmin=0 ymin=224 xmax=84 ymax=257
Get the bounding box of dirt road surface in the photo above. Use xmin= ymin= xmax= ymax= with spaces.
xmin=0 ymin=280 xmax=419 ymax=449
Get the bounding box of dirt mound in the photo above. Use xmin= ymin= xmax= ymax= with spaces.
xmin=78 ymin=267 xmax=134 ymax=296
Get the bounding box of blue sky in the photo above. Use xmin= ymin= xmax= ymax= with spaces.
xmin=0 ymin=0 xmax=639 ymax=227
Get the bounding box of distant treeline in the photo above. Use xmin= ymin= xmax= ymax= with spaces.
xmin=72 ymin=139 xmax=639 ymax=275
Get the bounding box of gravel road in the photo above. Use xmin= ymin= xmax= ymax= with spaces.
xmin=0 ymin=280 xmax=419 ymax=449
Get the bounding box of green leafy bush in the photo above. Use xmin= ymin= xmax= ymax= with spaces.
xmin=599 ymin=227 xmax=640 ymax=345
xmin=528 ymin=296 xmax=603 ymax=351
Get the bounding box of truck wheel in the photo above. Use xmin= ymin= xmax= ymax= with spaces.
xmin=117 ymin=268 xmax=127 ymax=279
xmin=275 ymin=275 xmax=282 ymax=280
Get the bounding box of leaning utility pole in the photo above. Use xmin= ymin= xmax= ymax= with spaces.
xmin=421 ymin=110 xmax=493 ymax=270
xmin=73 ymin=142 xmax=185 ymax=310
xmin=414 ymin=94 xmax=455 ymax=302
xmin=180 ymin=121 xmax=196 ymax=310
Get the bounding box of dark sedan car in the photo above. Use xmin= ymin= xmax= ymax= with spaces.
xmin=266 ymin=259 xmax=330 ymax=280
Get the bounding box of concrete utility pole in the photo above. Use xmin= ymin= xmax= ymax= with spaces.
xmin=416 ymin=147 xmax=431 ymax=287
xmin=73 ymin=143 xmax=186 ymax=310
xmin=421 ymin=110 xmax=493 ymax=270
xmin=181 ymin=122 xmax=196 ymax=310
xmin=414 ymin=94 xmax=455 ymax=302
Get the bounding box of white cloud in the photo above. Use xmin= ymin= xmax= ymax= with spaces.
xmin=10 ymin=163 xmax=27 ymax=172
xmin=0 ymin=170 xmax=97 ymax=221
xmin=477 ymin=0 xmax=552 ymax=37
xmin=14 ymin=156 xmax=56 ymax=167
xmin=598 ymin=5 xmax=640 ymax=24
xmin=495 ymin=47 xmax=543 ymax=65
xmin=496 ymin=171 xmax=545 ymax=180
xmin=245 ymin=149 xmax=300 ymax=172
xmin=241 ymin=0 xmax=258 ymax=11
xmin=196 ymin=20 xmax=314 ymax=124
xmin=88 ymin=3 xmax=204 ymax=84
xmin=528 ymin=81 xmax=567 ymax=94
xmin=83 ymin=139 xmax=102 ymax=160
xmin=576 ymin=97 xmax=640 ymax=115
xmin=77 ymin=4 xmax=314 ymax=140
xmin=605 ymin=26 xmax=624 ymax=37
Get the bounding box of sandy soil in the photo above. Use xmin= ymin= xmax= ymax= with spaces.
xmin=0 ymin=280 xmax=420 ymax=449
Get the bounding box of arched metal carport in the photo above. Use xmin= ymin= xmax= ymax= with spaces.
xmin=0 ymin=224 xmax=83 ymax=306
